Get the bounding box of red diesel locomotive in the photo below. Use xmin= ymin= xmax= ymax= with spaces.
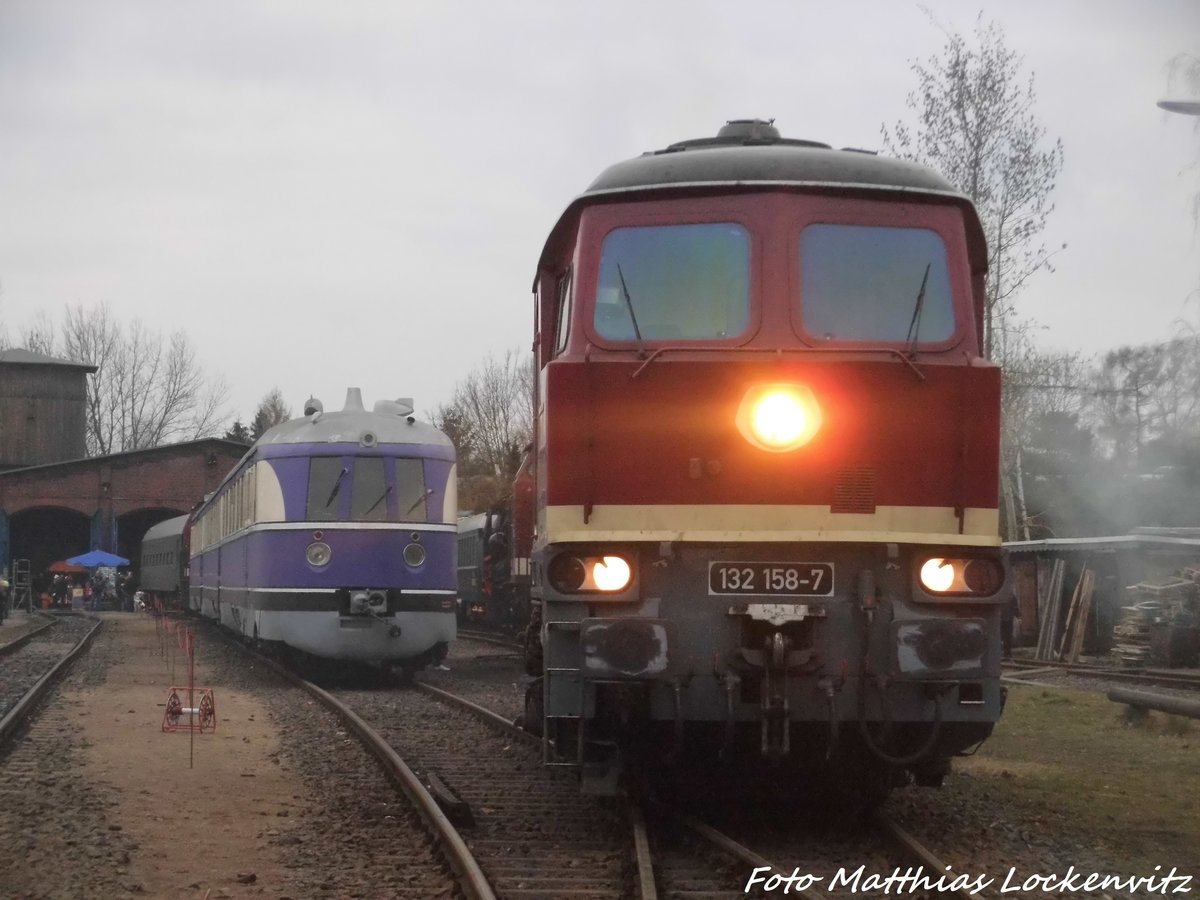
xmin=522 ymin=119 xmax=1006 ymax=797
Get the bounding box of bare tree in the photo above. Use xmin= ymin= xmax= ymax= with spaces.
xmin=436 ymin=348 xmax=534 ymax=512
xmin=251 ymin=387 xmax=292 ymax=439
xmin=52 ymin=304 xmax=229 ymax=455
xmin=881 ymin=15 xmax=1065 ymax=539
xmin=881 ymin=14 xmax=1065 ymax=361
xmin=18 ymin=311 xmax=58 ymax=356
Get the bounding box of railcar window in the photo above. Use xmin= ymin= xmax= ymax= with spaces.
xmin=350 ymin=457 xmax=389 ymax=522
xmin=798 ymin=224 xmax=954 ymax=343
xmin=594 ymin=223 xmax=749 ymax=341
xmin=307 ymin=457 xmax=346 ymax=521
xmin=393 ymin=458 xmax=428 ymax=522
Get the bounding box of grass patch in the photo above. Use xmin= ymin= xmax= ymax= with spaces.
xmin=957 ymin=684 xmax=1200 ymax=870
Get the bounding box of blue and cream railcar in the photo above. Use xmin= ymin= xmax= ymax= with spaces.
xmin=188 ymin=389 xmax=458 ymax=668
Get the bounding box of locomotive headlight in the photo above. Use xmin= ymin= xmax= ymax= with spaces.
xmin=591 ymin=556 xmax=632 ymax=592
xmin=548 ymin=552 xmax=635 ymax=594
xmin=306 ymin=541 xmax=332 ymax=567
xmin=918 ymin=556 xmax=1004 ymax=597
xmin=735 ymin=383 xmax=822 ymax=452
xmin=919 ymin=558 xmax=955 ymax=593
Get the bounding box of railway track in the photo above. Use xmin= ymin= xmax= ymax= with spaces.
xmin=1003 ymin=657 xmax=1200 ymax=692
xmin=0 ymin=612 xmax=102 ymax=744
xmin=428 ymin=635 xmax=983 ymax=899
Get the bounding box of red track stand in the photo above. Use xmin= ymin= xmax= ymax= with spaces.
xmin=162 ymin=687 xmax=217 ymax=733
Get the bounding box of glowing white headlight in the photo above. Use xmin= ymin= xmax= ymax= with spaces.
xmin=919 ymin=558 xmax=955 ymax=593
xmin=591 ymin=556 xmax=632 ymax=592
xmin=735 ymin=383 xmax=822 ymax=452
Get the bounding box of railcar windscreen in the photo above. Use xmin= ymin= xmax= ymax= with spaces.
xmin=593 ymin=223 xmax=749 ymax=341
xmin=798 ymin=224 xmax=954 ymax=344
xmin=306 ymin=455 xmax=429 ymax=522
xmin=306 ymin=457 xmax=346 ymax=520
xmin=350 ymin=456 xmax=389 ymax=521
xmin=393 ymin=457 xmax=427 ymax=522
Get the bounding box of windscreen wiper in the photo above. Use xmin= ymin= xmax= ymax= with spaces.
xmin=363 ymin=484 xmax=393 ymax=516
xmin=904 ymin=262 xmax=933 ymax=357
xmin=325 ymin=467 xmax=348 ymax=508
xmin=616 ymin=264 xmax=647 ymax=357
xmin=406 ymin=488 xmax=434 ymax=516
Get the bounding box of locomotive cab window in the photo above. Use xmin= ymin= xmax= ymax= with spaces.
xmin=593 ymin=223 xmax=750 ymax=341
xmin=553 ymin=270 xmax=572 ymax=356
xmin=797 ymin=224 xmax=955 ymax=345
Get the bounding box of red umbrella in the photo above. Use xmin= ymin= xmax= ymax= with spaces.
xmin=48 ymin=560 xmax=89 ymax=574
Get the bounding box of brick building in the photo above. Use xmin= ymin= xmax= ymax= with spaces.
xmin=0 ymin=439 xmax=248 ymax=592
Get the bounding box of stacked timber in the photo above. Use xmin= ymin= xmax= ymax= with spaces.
xmin=1115 ymin=577 xmax=1197 ymax=666
xmin=1112 ymin=599 xmax=1167 ymax=665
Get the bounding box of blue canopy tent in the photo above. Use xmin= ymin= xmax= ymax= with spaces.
xmin=66 ymin=550 xmax=130 ymax=568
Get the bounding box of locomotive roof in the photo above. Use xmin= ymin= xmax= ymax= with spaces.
xmin=537 ymin=119 xmax=986 ymax=271
xmin=585 ymin=121 xmax=955 ymax=196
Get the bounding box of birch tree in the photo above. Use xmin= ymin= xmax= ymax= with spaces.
xmin=881 ymin=15 xmax=1064 ymax=539
xmin=881 ymin=15 xmax=1064 ymax=361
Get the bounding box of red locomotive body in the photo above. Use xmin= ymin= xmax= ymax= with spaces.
xmin=524 ymin=121 xmax=1006 ymax=798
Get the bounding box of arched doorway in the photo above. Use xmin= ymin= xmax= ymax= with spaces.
xmin=9 ymin=507 xmax=91 ymax=597
xmin=118 ymin=508 xmax=186 ymax=586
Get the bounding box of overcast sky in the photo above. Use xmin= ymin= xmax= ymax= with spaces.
xmin=1 ymin=1 xmax=1197 ymax=426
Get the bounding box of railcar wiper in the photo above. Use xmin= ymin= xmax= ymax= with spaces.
xmin=363 ymin=484 xmax=393 ymax=516
xmin=406 ymin=488 xmax=434 ymax=515
xmin=325 ymin=467 xmax=349 ymax=508
xmin=616 ymin=264 xmax=648 ymax=358
xmin=904 ymin=262 xmax=933 ymax=358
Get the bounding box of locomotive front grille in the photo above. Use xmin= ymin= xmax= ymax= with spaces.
xmin=832 ymin=467 xmax=877 ymax=513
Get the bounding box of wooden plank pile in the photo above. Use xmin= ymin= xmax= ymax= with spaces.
xmin=1114 ymin=575 xmax=1198 ymax=666
xmin=1035 ymin=561 xmax=1097 ymax=663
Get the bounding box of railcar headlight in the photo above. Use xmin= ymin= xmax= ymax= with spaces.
xmin=403 ymin=543 xmax=426 ymax=567
xmin=306 ymin=541 xmax=332 ymax=567
xmin=548 ymin=553 xmax=634 ymax=594
xmin=735 ymin=383 xmax=822 ymax=452
xmin=918 ymin=557 xmax=1003 ymax=596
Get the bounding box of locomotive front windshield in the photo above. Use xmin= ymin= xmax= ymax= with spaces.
xmin=798 ymin=224 xmax=955 ymax=344
xmin=594 ymin=223 xmax=750 ymax=341
xmin=307 ymin=455 xmax=429 ymax=522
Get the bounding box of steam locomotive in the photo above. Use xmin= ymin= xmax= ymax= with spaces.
xmin=520 ymin=119 xmax=1007 ymax=797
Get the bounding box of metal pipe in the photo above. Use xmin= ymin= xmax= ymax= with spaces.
xmin=1107 ymin=687 xmax=1200 ymax=720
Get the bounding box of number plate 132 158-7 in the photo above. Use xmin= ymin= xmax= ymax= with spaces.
xmin=708 ymin=562 xmax=834 ymax=597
